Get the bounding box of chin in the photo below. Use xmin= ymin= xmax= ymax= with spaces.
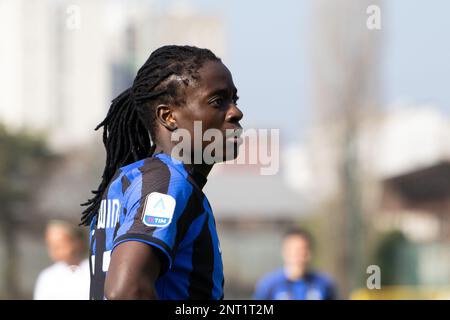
xmin=200 ymin=140 xmax=241 ymax=164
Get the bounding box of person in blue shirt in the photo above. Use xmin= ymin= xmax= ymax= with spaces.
xmin=254 ymin=228 xmax=337 ymax=300
xmin=81 ymin=45 xmax=243 ymax=300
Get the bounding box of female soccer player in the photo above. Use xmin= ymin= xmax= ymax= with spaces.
xmin=81 ymin=45 xmax=243 ymax=300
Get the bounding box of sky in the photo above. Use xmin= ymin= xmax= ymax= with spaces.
xmin=382 ymin=0 xmax=450 ymax=110
xmin=159 ymin=0 xmax=450 ymax=143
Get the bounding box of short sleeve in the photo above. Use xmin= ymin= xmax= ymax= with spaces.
xmin=112 ymin=168 xmax=193 ymax=275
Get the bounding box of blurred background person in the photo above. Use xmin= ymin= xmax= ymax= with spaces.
xmin=33 ymin=220 xmax=89 ymax=300
xmin=253 ymin=228 xmax=337 ymax=300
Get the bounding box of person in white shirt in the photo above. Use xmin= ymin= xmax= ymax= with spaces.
xmin=34 ymin=220 xmax=90 ymax=300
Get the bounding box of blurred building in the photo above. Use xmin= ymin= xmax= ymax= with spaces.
xmin=288 ymin=103 xmax=450 ymax=292
xmin=0 ymin=0 xmax=109 ymax=150
xmin=366 ymin=105 xmax=450 ymax=285
xmin=0 ymin=0 xmax=224 ymax=152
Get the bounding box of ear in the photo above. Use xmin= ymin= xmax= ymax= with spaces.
xmin=155 ymin=104 xmax=177 ymax=131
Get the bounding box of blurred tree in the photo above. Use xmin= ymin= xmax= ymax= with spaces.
xmin=375 ymin=230 xmax=419 ymax=286
xmin=0 ymin=124 xmax=54 ymax=298
xmin=311 ymin=0 xmax=382 ymax=296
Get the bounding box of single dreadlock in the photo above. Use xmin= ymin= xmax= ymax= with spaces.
xmin=80 ymin=45 xmax=220 ymax=226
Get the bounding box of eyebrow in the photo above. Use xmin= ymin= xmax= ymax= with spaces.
xmin=207 ymin=87 xmax=238 ymax=98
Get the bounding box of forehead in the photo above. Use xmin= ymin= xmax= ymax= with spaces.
xmin=189 ymin=60 xmax=236 ymax=96
xmin=46 ymin=225 xmax=72 ymax=239
xmin=284 ymin=235 xmax=310 ymax=246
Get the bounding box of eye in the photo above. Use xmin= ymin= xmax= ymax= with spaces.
xmin=233 ymin=95 xmax=239 ymax=105
xmin=211 ymin=98 xmax=224 ymax=107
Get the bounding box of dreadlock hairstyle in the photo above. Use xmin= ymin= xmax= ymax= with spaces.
xmin=80 ymin=45 xmax=221 ymax=226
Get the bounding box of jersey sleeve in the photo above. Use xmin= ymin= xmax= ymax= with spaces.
xmin=112 ymin=166 xmax=193 ymax=275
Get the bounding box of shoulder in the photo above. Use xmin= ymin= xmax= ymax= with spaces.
xmin=307 ymin=271 xmax=335 ymax=287
xmin=121 ymin=157 xmax=167 ymax=188
xmin=79 ymin=259 xmax=90 ymax=272
xmin=36 ymin=262 xmax=64 ymax=280
xmin=121 ymin=158 xmax=194 ymax=213
xmin=254 ymin=268 xmax=286 ymax=299
xmin=258 ymin=268 xmax=286 ymax=287
xmin=125 ymin=157 xmax=190 ymax=195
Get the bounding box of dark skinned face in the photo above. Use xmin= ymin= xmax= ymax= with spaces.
xmin=155 ymin=60 xmax=244 ymax=164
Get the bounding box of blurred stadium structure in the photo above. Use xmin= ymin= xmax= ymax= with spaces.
xmin=1 ymin=0 xmax=450 ymax=299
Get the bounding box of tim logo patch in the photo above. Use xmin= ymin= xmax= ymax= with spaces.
xmin=142 ymin=192 xmax=176 ymax=228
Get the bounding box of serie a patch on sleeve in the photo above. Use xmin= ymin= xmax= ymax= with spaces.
xmin=141 ymin=192 xmax=176 ymax=228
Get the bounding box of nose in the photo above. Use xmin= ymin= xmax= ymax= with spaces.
xmin=226 ymin=104 xmax=243 ymax=123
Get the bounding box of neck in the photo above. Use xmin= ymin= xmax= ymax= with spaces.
xmin=64 ymin=256 xmax=83 ymax=267
xmin=184 ymin=163 xmax=213 ymax=178
xmin=153 ymin=145 xmax=213 ymax=179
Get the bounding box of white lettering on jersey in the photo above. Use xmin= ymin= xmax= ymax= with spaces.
xmin=102 ymin=250 xmax=111 ymax=272
xmin=97 ymin=199 xmax=120 ymax=229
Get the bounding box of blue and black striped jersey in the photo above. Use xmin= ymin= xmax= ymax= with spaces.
xmin=89 ymin=152 xmax=224 ymax=300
